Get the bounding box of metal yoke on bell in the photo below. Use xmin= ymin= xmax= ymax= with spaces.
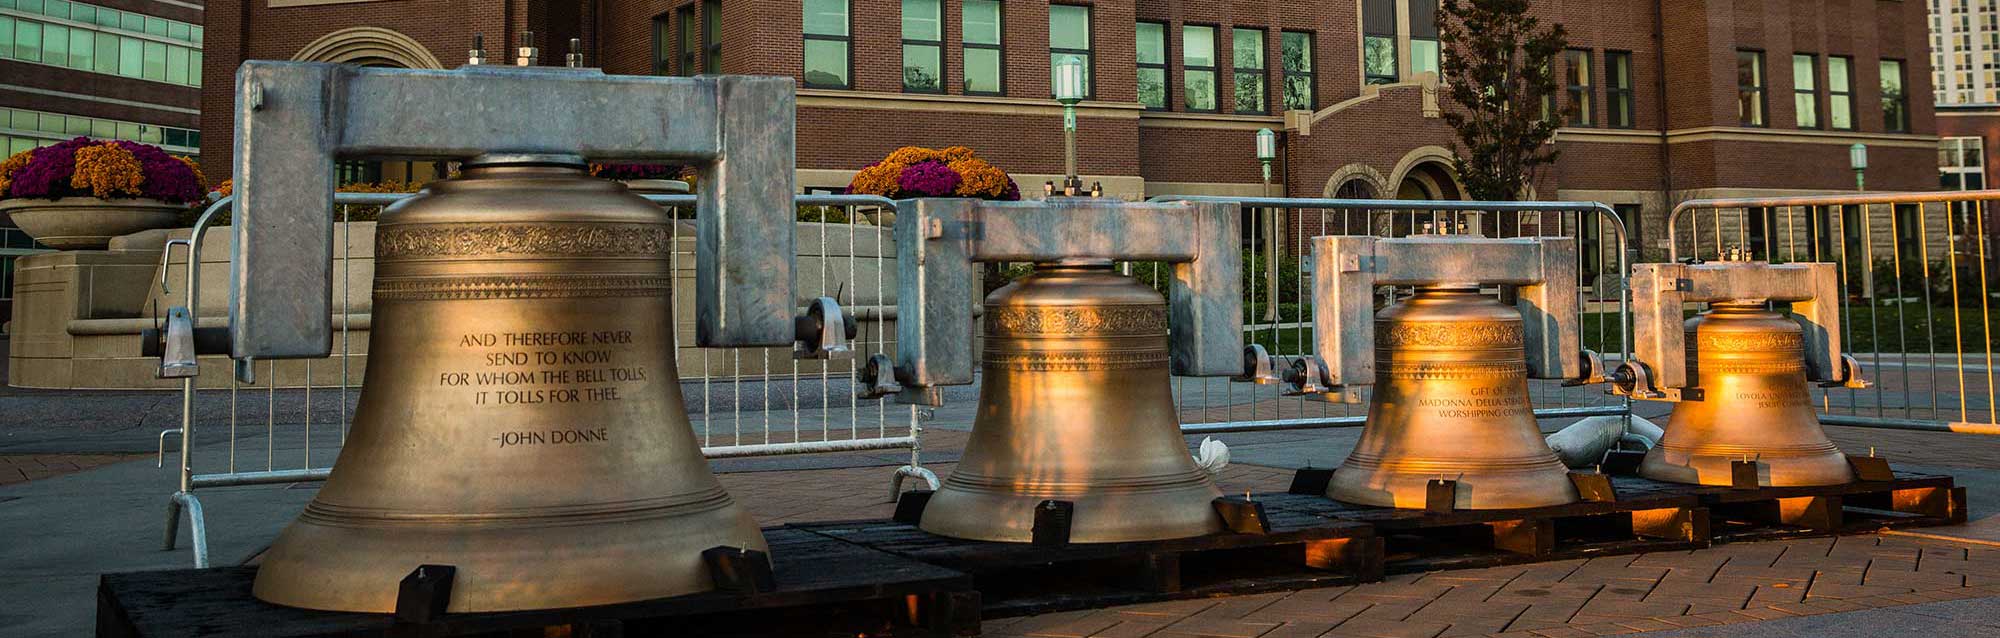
xmin=226 ymin=62 xmax=800 ymax=613
xmin=1614 ymin=259 xmax=1867 ymax=486
xmin=1297 ymin=235 xmax=1589 ymax=509
xmin=864 ymin=197 xmax=1245 ymax=543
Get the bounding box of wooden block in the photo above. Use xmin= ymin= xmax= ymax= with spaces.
xmin=1032 ymin=500 xmax=1074 ymax=547
xmin=1849 ymin=457 xmax=1896 ymax=482
xmin=394 ymin=564 xmax=454 ymax=625
xmin=1426 ymin=479 xmax=1458 ymax=513
xmin=1488 ymin=519 xmax=1553 ymax=556
xmin=1289 ymin=467 xmax=1336 ymax=495
xmin=1302 ymin=536 xmax=1385 ymax=580
xmin=1631 ymin=507 xmax=1708 ymax=542
xmin=1130 ymin=552 xmax=1182 ymax=593
xmin=1601 ymin=449 xmax=1647 ymax=475
xmin=1891 ymin=486 xmax=1952 ymax=518
xmin=1731 ymin=460 xmax=1762 ymax=489
xmin=701 ymin=546 xmax=775 ymax=594
xmin=1776 ymin=496 xmax=1842 ymax=531
xmin=1213 ymin=496 xmax=1271 ymax=534
xmin=893 ymin=490 xmax=934 ymax=524
xmin=926 ymin=590 xmax=983 ymax=634
xmin=1953 ymin=486 xmax=1970 ymax=523
xmin=1569 ymin=471 xmax=1617 ymax=503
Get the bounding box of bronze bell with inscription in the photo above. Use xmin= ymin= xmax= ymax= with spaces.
xmin=918 ymin=262 xmax=1226 ymax=542
xmin=1638 ymin=303 xmax=1851 ymax=486
xmin=1329 ymin=287 xmax=1579 ymax=509
xmin=252 ymin=155 xmax=766 ymax=612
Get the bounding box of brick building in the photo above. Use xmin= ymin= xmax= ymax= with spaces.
xmin=197 ymin=0 xmax=1938 ymax=260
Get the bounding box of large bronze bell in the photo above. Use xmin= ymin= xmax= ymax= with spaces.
xmin=1638 ymin=302 xmax=1851 ymax=485
xmin=252 ymin=158 xmax=766 ymax=612
xmin=919 ymin=262 xmax=1225 ymax=542
xmin=1329 ymin=286 xmax=1579 ymax=509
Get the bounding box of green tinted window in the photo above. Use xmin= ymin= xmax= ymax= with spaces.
xmin=1049 ymin=4 xmax=1088 ymax=50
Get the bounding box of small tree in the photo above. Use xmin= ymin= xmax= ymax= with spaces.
xmin=1437 ymin=0 xmax=1569 ymax=200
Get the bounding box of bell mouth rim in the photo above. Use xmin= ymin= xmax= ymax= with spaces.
xmin=460 ymin=152 xmax=588 ymax=169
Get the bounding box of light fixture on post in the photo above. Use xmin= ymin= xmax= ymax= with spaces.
xmin=1256 ymin=127 xmax=1279 ymax=322
xmin=1849 ymin=143 xmax=1868 ymax=192
xmin=1054 ymin=55 xmax=1088 ymax=196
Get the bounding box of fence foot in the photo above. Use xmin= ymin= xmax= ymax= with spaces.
xmin=156 ymin=428 xmax=182 ymax=468
xmin=164 ymin=491 xmax=211 ymax=568
xmin=890 ymin=465 xmax=940 ymax=501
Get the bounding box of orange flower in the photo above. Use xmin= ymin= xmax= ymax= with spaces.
xmin=938 ymin=146 xmax=977 ymax=163
xmin=175 ymin=156 xmax=209 ymax=195
xmin=0 ymin=149 xmax=31 ymax=196
xmin=70 ymin=142 xmax=145 ymax=199
xmin=949 ymin=158 xmax=1008 ymax=198
xmin=883 ymin=146 xmax=940 ymax=166
xmin=847 ymin=162 xmax=903 ymax=197
xmin=212 ymin=179 xmax=232 ymax=197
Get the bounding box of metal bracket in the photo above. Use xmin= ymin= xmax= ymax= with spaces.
xmin=793 ymin=297 xmax=858 ymax=360
xmin=857 ymin=353 xmax=902 ymax=399
xmin=230 ymin=62 xmax=798 ymax=361
xmin=1626 ymin=261 xmax=1851 ymax=399
xmin=157 ymin=306 xmax=199 ymax=379
xmin=888 ymin=197 xmax=1244 ymax=403
xmin=1233 ymin=344 xmax=1285 ymax=384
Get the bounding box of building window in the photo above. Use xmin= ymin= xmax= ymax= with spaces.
xmin=1233 ymin=28 xmax=1266 ymax=114
xmin=650 ymin=12 xmax=672 ymax=75
xmin=1282 ymin=31 xmax=1315 ymax=110
xmin=1829 ymin=55 xmax=1854 ymax=129
xmin=1048 ymin=4 xmax=1092 ymax=97
xmin=1362 ymin=0 xmax=1396 ymax=84
xmin=1135 ymin=21 xmax=1169 ymax=109
xmin=1793 ymin=53 xmax=1819 ymax=128
xmin=1410 ymin=0 xmax=1439 ymax=77
xmin=802 ymin=0 xmax=850 ymax=88
xmin=1941 ymin=136 xmax=1986 ymax=190
xmin=0 ymin=0 xmax=203 ymax=87
xmin=1183 ymin=25 xmax=1217 ymax=111
xmin=1882 ymin=59 xmax=1908 ymax=132
xmin=676 ymin=5 xmax=699 ymax=75
xmin=1605 ymin=50 xmax=1633 ymax=128
xmin=901 ymin=0 xmax=942 ymax=92
xmin=1564 ymin=49 xmax=1592 ymax=126
xmin=962 ymin=0 xmax=1002 ymax=95
xmin=702 ymin=0 xmax=721 ymax=73
xmin=1737 ymin=50 xmax=1765 ymax=126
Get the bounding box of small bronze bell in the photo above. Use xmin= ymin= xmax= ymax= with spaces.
xmin=1330 ymin=286 xmax=1579 ymax=509
xmin=919 ymin=262 xmax=1225 ymax=542
xmin=252 ymin=158 xmax=766 ymax=612
xmin=1638 ymin=302 xmax=1851 ymax=486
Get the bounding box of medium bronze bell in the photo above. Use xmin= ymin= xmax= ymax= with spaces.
xmin=1329 ymin=287 xmax=1579 ymax=509
xmin=1639 ymin=303 xmax=1851 ymax=486
xmin=919 ymin=262 xmax=1225 ymax=542
xmin=252 ymin=158 xmax=766 ymax=612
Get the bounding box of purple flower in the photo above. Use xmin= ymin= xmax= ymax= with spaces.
xmin=7 ymin=137 xmax=94 ymax=199
xmin=594 ymin=163 xmax=685 ymax=180
xmin=115 ymin=141 xmax=202 ymax=204
xmin=897 ymin=160 xmax=962 ymax=197
xmin=999 ymin=177 xmax=1021 ymax=201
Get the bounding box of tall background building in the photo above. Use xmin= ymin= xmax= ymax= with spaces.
xmin=1 ymin=0 xmax=205 ymax=319
xmin=198 ymin=0 xmax=1938 ymax=263
xmin=1935 ymin=0 xmax=1998 ymax=192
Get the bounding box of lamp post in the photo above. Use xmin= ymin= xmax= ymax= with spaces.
xmin=1850 ymin=143 xmax=1868 ymax=192
xmin=1256 ymin=128 xmax=1279 ymax=322
xmin=1054 ymin=56 xmax=1087 ymax=196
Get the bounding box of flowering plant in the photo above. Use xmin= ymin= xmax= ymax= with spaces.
xmin=589 ymin=163 xmax=690 ymax=181
xmin=845 ymin=146 xmax=1019 ymax=200
xmin=0 ymin=137 xmax=209 ymax=205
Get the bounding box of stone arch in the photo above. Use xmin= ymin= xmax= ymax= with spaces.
xmin=1385 ymin=145 xmax=1466 ymax=201
xmin=293 ymin=27 xmax=445 ymax=69
xmin=1321 ymin=162 xmax=1389 ymax=199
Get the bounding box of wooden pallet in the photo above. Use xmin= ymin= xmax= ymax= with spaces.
xmin=792 ymin=506 xmax=1382 ymax=618
xmin=1265 ymin=472 xmax=1710 ymax=574
xmin=1665 ymin=470 xmax=1966 ymax=543
xmin=95 ymin=528 xmax=979 ymax=638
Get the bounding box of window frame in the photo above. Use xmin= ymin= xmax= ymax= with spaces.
xmin=1135 ymin=20 xmax=1170 ymax=110
xmin=649 ymin=11 xmax=672 ymax=75
xmin=961 ymin=0 xmax=1004 ymax=96
xmin=1182 ymin=23 xmax=1219 ymax=112
xmin=1563 ymin=48 xmax=1593 ymax=127
xmin=900 ymin=0 xmax=944 ymax=93
xmin=1793 ymin=52 xmax=1820 ymax=129
xmin=1281 ymin=30 xmax=1316 ymax=111
xmin=1828 ymin=55 xmax=1855 ymax=130
xmin=801 ymin=0 xmax=853 ymax=89
xmin=701 ymin=0 xmax=721 ymax=74
xmin=1232 ymin=26 xmax=1267 ymax=115
xmin=1362 ymin=0 xmax=1397 ymax=84
xmin=1881 ymin=58 xmax=1909 ymax=132
xmin=1605 ymin=50 xmax=1634 ymax=128
xmin=1048 ymin=3 xmax=1094 ymax=99
xmin=1737 ymin=49 xmax=1766 ymax=127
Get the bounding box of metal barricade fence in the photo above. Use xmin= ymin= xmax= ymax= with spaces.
xmin=1143 ymin=197 xmax=1635 ymax=434
xmin=156 ymin=191 xmax=935 ymax=567
xmin=1669 ymin=190 xmax=2000 ymax=436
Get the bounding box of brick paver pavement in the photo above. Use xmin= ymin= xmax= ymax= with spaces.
xmin=0 ymin=453 xmax=148 ymax=486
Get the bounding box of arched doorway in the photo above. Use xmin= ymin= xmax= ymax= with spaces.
xmin=1394 ymin=161 xmax=1460 ymax=200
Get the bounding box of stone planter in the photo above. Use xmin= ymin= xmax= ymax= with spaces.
xmin=0 ymin=197 xmax=186 ymax=250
